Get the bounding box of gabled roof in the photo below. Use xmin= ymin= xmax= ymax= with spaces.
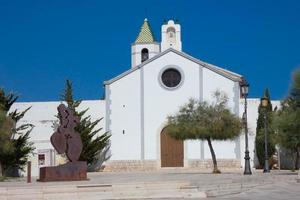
xmin=104 ymin=48 xmax=243 ymax=85
xmin=134 ymin=18 xmax=156 ymax=43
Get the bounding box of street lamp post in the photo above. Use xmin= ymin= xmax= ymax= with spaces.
xmin=240 ymin=78 xmax=252 ymax=175
xmin=261 ymin=96 xmax=270 ymax=173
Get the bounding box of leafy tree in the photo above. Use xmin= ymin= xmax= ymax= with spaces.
xmin=60 ymin=80 xmax=111 ymax=171
xmin=0 ymin=88 xmax=34 ymax=176
xmin=166 ymin=91 xmax=242 ymax=173
xmin=255 ymin=89 xmax=276 ymax=168
xmin=0 ymin=110 xmax=14 ymax=176
xmin=274 ymin=69 xmax=300 ymax=170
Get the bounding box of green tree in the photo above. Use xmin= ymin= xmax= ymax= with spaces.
xmin=255 ymin=89 xmax=276 ymax=168
xmin=274 ymin=69 xmax=300 ymax=170
xmin=0 ymin=110 xmax=14 ymax=176
xmin=60 ymin=80 xmax=111 ymax=171
xmin=0 ymin=88 xmax=34 ymax=176
xmin=166 ymin=91 xmax=242 ymax=173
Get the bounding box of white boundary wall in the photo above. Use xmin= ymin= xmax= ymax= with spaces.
xmin=10 ymin=98 xmax=281 ymax=176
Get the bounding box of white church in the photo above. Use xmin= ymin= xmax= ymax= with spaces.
xmin=11 ymin=19 xmax=280 ymax=176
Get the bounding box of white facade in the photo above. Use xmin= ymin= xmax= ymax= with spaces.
xmin=105 ymin=47 xmax=242 ymax=164
xmin=11 ymin=98 xmax=280 ymax=176
xmin=9 ymin=19 xmax=281 ymax=176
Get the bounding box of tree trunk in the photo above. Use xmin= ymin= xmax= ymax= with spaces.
xmin=295 ymin=148 xmax=300 ymax=170
xmin=0 ymin=162 xmax=3 ymax=177
xmin=207 ymin=137 xmax=220 ymax=173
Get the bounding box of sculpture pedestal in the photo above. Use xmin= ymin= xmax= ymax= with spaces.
xmin=38 ymin=161 xmax=87 ymax=182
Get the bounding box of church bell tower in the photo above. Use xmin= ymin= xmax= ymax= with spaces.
xmin=131 ymin=18 xmax=160 ymax=68
xmin=161 ymin=20 xmax=182 ymax=52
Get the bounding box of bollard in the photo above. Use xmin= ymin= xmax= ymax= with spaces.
xmin=27 ymin=161 xmax=31 ymax=183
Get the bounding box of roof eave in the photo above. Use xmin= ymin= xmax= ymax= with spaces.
xmin=104 ymin=48 xmax=243 ymax=85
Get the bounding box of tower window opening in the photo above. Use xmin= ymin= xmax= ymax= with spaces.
xmin=167 ymin=27 xmax=176 ymax=42
xmin=141 ymin=48 xmax=149 ymax=62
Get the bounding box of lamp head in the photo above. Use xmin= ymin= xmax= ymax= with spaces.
xmin=240 ymin=78 xmax=249 ymax=97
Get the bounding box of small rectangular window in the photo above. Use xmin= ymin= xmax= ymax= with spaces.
xmin=38 ymin=154 xmax=45 ymax=165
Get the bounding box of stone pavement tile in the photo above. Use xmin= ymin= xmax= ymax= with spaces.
xmin=181 ymin=190 xmax=207 ymax=199
xmin=112 ymin=184 xmax=148 ymax=199
xmin=43 ymin=192 xmax=78 ymax=200
xmin=6 ymin=187 xmax=43 ymax=195
xmin=77 ymin=186 xmax=113 ymax=193
xmin=42 ymin=185 xmax=76 ymax=194
xmin=0 ymin=188 xmax=7 ymax=195
xmin=145 ymin=189 xmax=184 ymax=199
xmin=210 ymin=181 xmax=300 ymax=200
xmin=144 ymin=181 xmax=189 ymax=189
xmin=77 ymin=191 xmax=115 ymax=200
xmin=7 ymin=194 xmax=43 ymax=200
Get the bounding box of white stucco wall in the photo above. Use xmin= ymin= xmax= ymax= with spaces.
xmin=106 ymin=49 xmax=244 ymax=169
xmin=202 ymin=67 xmax=240 ymax=160
xmin=9 ymin=100 xmax=106 ymax=177
xmin=8 ymin=96 xmax=282 ymax=176
xmin=108 ymin=69 xmax=142 ymax=160
xmin=108 ymin=50 xmax=240 ymax=165
xmin=131 ymin=43 xmax=160 ymax=68
xmin=143 ymin=51 xmax=201 ymax=161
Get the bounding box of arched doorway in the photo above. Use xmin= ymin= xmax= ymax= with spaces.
xmin=160 ymin=127 xmax=184 ymax=167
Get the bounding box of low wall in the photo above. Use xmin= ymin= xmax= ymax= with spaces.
xmin=103 ymin=160 xmax=157 ymax=172
xmin=103 ymin=159 xmax=241 ymax=172
xmin=188 ymin=159 xmax=241 ymax=169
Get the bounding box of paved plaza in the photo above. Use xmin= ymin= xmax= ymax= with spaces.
xmin=0 ymin=169 xmax=299 ymax=199
xmin=211 ymin=181 xmax=300 ymax=200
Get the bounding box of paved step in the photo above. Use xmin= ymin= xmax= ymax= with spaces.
xmin=0 ymin=181 xmax=207 ymax=200
xmin=204 ymin=181 xmax=273 ymax=197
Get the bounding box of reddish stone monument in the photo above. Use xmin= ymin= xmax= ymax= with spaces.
xmin=38 ymin=104 xmax=87 ymax=181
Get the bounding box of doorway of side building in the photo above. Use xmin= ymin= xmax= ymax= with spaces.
xmin=160 ymin=127 xmax=184 ymax=167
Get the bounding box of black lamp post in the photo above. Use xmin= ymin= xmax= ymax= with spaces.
xmin=240 ymin=78 xmax=252 ymax=175
xmin=261 ymin=95 xmax=270 ymax=173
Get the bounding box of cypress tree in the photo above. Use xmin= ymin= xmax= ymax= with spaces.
xmin=274 ymin=69 xmax=300 ymax=170
xmin=0 ymin=88 xmax=34 ymax=176
xmin=0 ymin=110 xmax=14 ymax=176
xmin=60 ymin=80 xmax=111 ymax=171
xmin=255 ymin=88 xmax=276 ymax=168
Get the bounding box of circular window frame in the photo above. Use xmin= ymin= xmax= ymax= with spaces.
xmin=158 ymin=65 xmax=184 ymax=90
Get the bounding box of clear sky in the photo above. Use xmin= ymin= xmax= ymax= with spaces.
xmin=0 ymin=0 xmax=299 ymax=102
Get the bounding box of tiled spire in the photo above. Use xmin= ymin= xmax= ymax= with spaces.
xmin=135 ymin=18 xmax=156 ymax=43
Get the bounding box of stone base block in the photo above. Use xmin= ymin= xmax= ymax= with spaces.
xmin=188 ymin=159 xmax=241 ymax=169
xmin=38 ymin=161 xmax=87 ymax=182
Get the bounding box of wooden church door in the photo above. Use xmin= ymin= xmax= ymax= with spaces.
xmin=160 ymin=127 xmax=184 ymax=167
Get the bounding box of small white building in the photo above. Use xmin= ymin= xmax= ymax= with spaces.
xmin=10 ymin=19 xmax=280 ymax=176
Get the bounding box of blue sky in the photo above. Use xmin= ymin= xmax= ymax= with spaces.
xmin=0 ymin=0 xmax=299 ymax=101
